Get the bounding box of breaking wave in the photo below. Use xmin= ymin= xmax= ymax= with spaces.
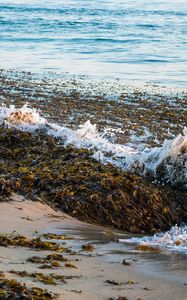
xmin=119 ymin=224 xmax=187 ymax=254
xmin=0 ymin=103 xmax=187 ymax=190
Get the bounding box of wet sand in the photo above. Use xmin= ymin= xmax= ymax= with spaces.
xmin=0 ymin=194 xmax=186 ymax=300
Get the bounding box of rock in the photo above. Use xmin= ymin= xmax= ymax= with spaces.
xmin=122 ymin=259 xmax=131 ymax=266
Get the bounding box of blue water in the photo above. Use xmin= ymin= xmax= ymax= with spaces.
xmin=0 ymin=0 xmax=187 ymax=86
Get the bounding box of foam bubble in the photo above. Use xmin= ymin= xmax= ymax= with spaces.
xmin=128 ymin=129 xmax=187 ymax=188
xmin=119 ymin=225 xmax=187 ymax=253
xmin=0 ymin=103 xmax=46 ymax=131
xmin=0 ymin=104 xmax=186 ymax=189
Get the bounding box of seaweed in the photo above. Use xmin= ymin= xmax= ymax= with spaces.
xmin=108 ymin=297 xmax=128 ymax=300
xmin=27 ymin=254 xmax=69 ymax=267
xmin=105 ymin=280 xmax=121 ymax=286
xmin=39 ymin=261 xmax=61 ymax=269
xmin=0 ymin=126 xmax=186 ymax=233
xmin=9 ymin=270 xmax=67 ymax=285
xmin=70 ymin=289 xmax=82 ymax=294
xmin=135 ymin=245 xmax=160 ymax=252
xmin=0 ymin=234 xmax=67 ymax=252
xmin=64 ymin=262 xmax=78 ymax=269
xmin=42 ymin=233 xmax=73 ymax=240
xmin=81 ymin=243 xmax=95 ymax=252
xmin=0 ymin=272 xmax=59 ymax=299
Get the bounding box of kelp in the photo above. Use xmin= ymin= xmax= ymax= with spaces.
xmin=27 ymin=254 xmax=69 ymax=266
xmin=81 ymin=243 xmax=95 ymax=252
xmin=108 ymin=297 xmax=128 ymax=300
xmin=135 ymin=245 xmax=160 ymax=252
xmin=70 ymin=289 xmax=82 ymax=294
xmin=0 ymin=233 xmax=67 ymax=252
xmin=9 ymin=270 xmax=67 ymax=285
xmin=105 ymin=280 xmax=122 ymax=286
xmin=64 ymin=262 xmax=78 ymax=269
xmin=0 ymin=126 xmax=186 ymax=233
xmin=39 ymin=261 xmax=61 ymax=269
xmin=105 ymin=280 xmax=135 ymax=286
xmin=0 ymin=272 xmax=59 ymax=299
xmin=0 ymin=177 xmax=12 ymax=198
xmin=42 ymin=233 xmax=73 ymax=240
xmin=9 ymin=270 xmax=81 ymax=285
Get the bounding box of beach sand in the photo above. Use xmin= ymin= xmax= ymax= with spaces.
xmin=0 ymin=194 xmax=186 ymax=300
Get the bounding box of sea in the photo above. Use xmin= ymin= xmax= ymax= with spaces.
xmin=0 ymin=0 xmax=187 ymax=86
xmin=0 ymin=0 xmax=187 ymax=253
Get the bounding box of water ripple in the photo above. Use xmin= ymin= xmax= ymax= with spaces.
xmin=0 ymin=0 xmax=187 ymax=85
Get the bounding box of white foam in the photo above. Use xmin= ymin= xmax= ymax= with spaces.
xmin=0 ymin=104 xmax=187 ymax=189
xmin=128 ymin=129 xmax=187 ymax=188
xmin=119 ymin=225 xmax=187 ymax=253
xmin=0 ymin=103 xmax=46 ymax=131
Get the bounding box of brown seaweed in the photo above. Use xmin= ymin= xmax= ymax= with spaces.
xmin=81 ymin=243 xmax=95 ymax=252
xmin=9 ymin=270 xmax=67 ymax=285
xmin=0 ymin=272 xmax=59 ymax=299
xmin=0 ymin=233 xmax=67 ymax=252
xmin=0 ymin=126 xmax=186 ymax=233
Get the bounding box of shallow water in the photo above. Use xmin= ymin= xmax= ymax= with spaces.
xmin=1 ymin=0 xmax=187 ymax=85
xmin=56 ymin=223 xmax=187 ymax=283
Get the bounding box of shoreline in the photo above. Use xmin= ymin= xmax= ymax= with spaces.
xmin=0 ymin=69 xmax=186 ymax=298
xmin=0 ymin=194 xmax=186 ymax=300
xmin=2 ymin=68 xmax=187 ymax=91
xmin=0 ymin=125 xmax=186 ymax=234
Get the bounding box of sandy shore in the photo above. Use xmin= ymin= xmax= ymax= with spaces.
xmin=0 ymin=194 xmax=186 ymax=300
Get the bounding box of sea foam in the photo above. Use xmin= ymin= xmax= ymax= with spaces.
xmin=119 ymin=224 xmax=187 ymax=254
xmin=0 ymin=103 xmax=186 ymax=189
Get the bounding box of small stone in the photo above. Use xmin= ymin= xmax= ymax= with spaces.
xmin=122 ymin=259 xmax=131 ymax=266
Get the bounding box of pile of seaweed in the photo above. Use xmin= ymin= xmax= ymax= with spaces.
xmin=0 ymin=126 xmax=186 ymax=233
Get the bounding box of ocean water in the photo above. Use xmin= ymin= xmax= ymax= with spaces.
xmin=0 ymin=0 xmax=187 ymax=85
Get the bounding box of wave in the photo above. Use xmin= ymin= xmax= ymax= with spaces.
xmin=119 ymin=224 xmax=187 ymax=254
xmin=0 ymin=103 xmax=187 ymax=190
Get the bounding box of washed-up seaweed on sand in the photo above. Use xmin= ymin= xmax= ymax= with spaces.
xmin=0 ymin=272 xmax=59 ymax=299
xmin=0 ymin=233 xmax=67 ymax=252
xmin=0 ymin=126 xmax=186 ymax=233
